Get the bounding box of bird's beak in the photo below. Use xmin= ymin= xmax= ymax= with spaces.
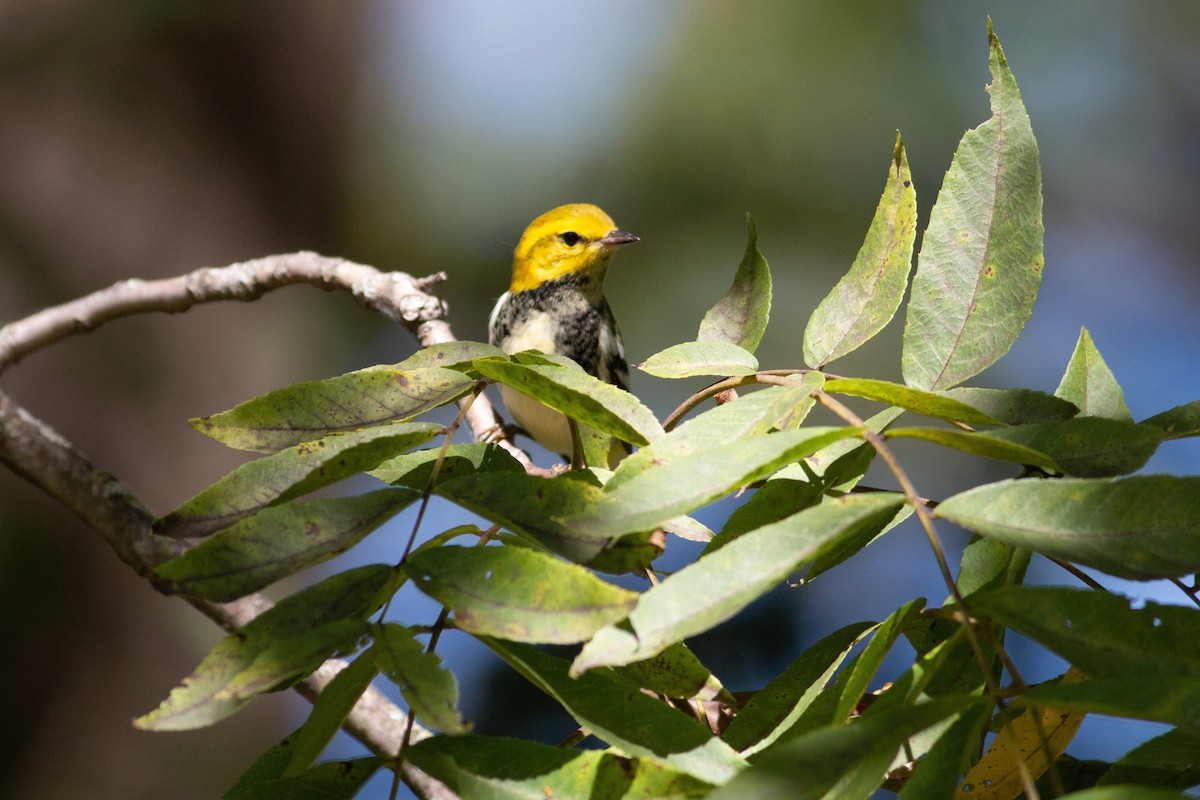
xmin=597 ymin=229 xmax=639 ymax=247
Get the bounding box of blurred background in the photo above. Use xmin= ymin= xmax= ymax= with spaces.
xmin=1 ymin=2 xmax=1198 ymax=798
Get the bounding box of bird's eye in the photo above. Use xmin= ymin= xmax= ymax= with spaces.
xmin=559 ymin=231 xmax=582 ymax=246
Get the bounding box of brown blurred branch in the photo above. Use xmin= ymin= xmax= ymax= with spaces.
xmin=0 ymin=252 xmax=552 ymax=799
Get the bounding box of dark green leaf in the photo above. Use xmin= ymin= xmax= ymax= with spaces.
xmin=485 ymin=639 xmax=746 ymax=785
xmin=1052 ymin=788 xmax=1192 ymax=800
xmin=474 ymin=357 xmax=663 ymax=446
xmin=407 ymin=545 xmax=638 ymax=644
xmin=639 ymin=341 xmax=758 ymax=378
xmin=902 ymin=24 xmax=1043 ymax=390
xmin=135 ymin=564 xmax=397 ymax=730
xmin=936 ymin=476 xmax=1200 ymax=579
xmin=1021 ymin=676 xmax=1200 ymax=730
xmin=824 ymin=378 xmax=1000 ymax=426
xmin=192 ymin=367 xmax=473 ymax=453
xmin=804 ymin=133 xmax=917 ymax=367
xmin=373 ymin=623 xmax=468 ymax=733
xmin=153 ymin=490 xmax=417 ymax=601
xmin=972 ymin=586 xmax=1200 ymax=679
xmin=1098 ymin=728 xmax=1200 ymax=789
xmin=155 ymin=423 xmax=441 ymax=539
xmin=885 ymin=427 xmax=1059 ymax=471
xmin=697 ymin=215 xmax=772 ymax=353
xmin=1142 ymin=400 xmax=1200 ymax=440
xmin=986 ymin=417 xmax=1162 ymax=477
xmin=434 ymin=471 xmax=647 ymax=569
xmin=567 ymin=427 xmax=862 ymax=538
xmin=1055 ymin=327 xmax=1132 ymax=420
xmin=406 ymin=733 xmax=714 ymax=799
xmin=723 ymin=622 xmax=874 ymax=754
xmin=605 ymin=643 xmax=736 ymax=706
xmin=284 ymin=651 xmax=379 ymax=777
xmin=896 ymin=704 xmax=990 ymax=799
xmin=940 ymin=387 xmax=1079 ymax=424
xmin=224 ymin=756 xmax=382 ymax=800
xmin=572 ymin=494 xmax=904 ymax=672
xmin=708 ymin=695 xmax=974 ymax=800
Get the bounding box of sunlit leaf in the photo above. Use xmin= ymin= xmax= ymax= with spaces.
xmin=155 ymin=423 xmax=440 ymax=539
xmin=902 ymin=22 xmax=1043 ymax=390
xmin=373 ymin=623 xmax=468 ymax=733
xmin=153 ymin=490 xmax=417 ymax=601
xmin=567 ymin=427 xmax=861 ymax=538
xmin=135 ymin=565 xmax=397 ymax=730
xmin=485 ymin=639 xmax=746 ymax=785
xmin=405 ymin=735 xmax=714 ymax=800
xmin=804 ymin=133 xmax=917 ymax=367
xmin=1142 ymin=399 xmax=1200 ymax=440
xmin=885 ymin=427 xmax=1058 ymax=471
xmin=936 ymin=476 xmax=1200 ymax=579
xmin=572 ymin=495 xmax=903 ymax=672
xmin=193 ymin=367 xmax=473 ymax=453
xmin=824 ymin=378 xmax=1000 ymax=427
xmin=407 ymin=545 xmax=638 ymax=644
xmin=639 ymin=341 xmax=758 ymax=378
xmin=1055 ymin=327 xmax=1131 ymax=420
xmin=697 ymin=215 xmax=772 ymax=353
xmin=474 ymin=356 xmax=663 ymax=446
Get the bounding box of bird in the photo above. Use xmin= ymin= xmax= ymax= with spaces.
xmin=488 ymin=203 xmax=638 ymax=467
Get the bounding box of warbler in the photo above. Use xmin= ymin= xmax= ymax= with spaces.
xmin=488 ymin=203 xmax=638 ymax=466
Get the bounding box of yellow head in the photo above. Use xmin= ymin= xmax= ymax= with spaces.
xmin=509 ymin=203 xmax=638 ymax=294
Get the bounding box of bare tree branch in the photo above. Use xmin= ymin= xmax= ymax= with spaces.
xmin=0 ymin=252 xmax=545 ymax=799
xmin=0 ymin=251 xmax=532 ymax=469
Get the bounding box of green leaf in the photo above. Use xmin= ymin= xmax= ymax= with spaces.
xmin=935 ymin=476 xmax=1200 ymax=579
xmin=225 ymin=756 xmax=382 ymax=800
xmin=972 ymin=586 xmax=1200 ymax=679
xmin=605 ymin=643 xmax=736 ymax=706
xmin=474 ymin=357 xmax=663 ymax=446
xmin=1142 ymin=400 xmax=1200 ymax=440
xmin=707 ymin=695 xmax=974 ymax=800
xmin=697 ymin=215 xmax=772 ymax=353
xmin=829 ymin=599 xmax=927 ymax=723
xmin=434 ymin=471 xmax=650 ymax=569
xmin=396 ymin=340 xmax=507 ymax=371
xmin=612 ymin=377 xmax=825 ymax=491
xmin=708 ymin=477 xmax=825 ymax=553
xmin=369 ymin=442 xmax=525 ymax=487
xmin=723 ymin=622 xmax=874 ymax=755
xmin=639 ymin=341 xmax=759 ymax=378
xmin=192 ymin=367 xmax=473 ymax=453
xmin=373 ymin=623 xmax=468 ymax=733
xmin=406 ymin=734 xmax=715 ymax=800
xmin=824 ymin=378 xmax=1000 ymax=427
xmin=985 ymin=417 xmax=1163 ymax=477
xmin=155 ymin=423 xmax=441 ymax=539
xmin=485 ymin=639 xmax=747 ymax=785
xmin=135 ymin=564 xmax=397 ymax=730
xmin=407 ymin=545 xmax=638 ymax=644
xmin=1052 ymin=788 xmax=1192 ymax=800
xmin=802 ymin=503 xmax=913 ymax=583
xmin=902 ymin=23 xmax=1043 ymax=390
xmin=572 ymin=494 xmax=904 ymax=673
xmin=153 ymin=490 xmax=418 ymax=601
xmin=897 ymin=704 xmax=990 ymax=799
xmin=1055 ymin=327 xmax=1132 ymax=420
xmin=1098 ymin=728 xmax=1200 ymax=789
xmin=567 ymin=427 xmax=862 ymax=538
xmin=885 ymin=427 xmax=1059 ymax=471
xmin=1020 ymin=676 xmax=1200 ymax=731
xmin=283 ymin=651 xmax=379 ymax=778
xmin=804 ymin=132 xmax=917 ymax=368
xmin=940 ymin=387 xmax=1079 ymax=424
